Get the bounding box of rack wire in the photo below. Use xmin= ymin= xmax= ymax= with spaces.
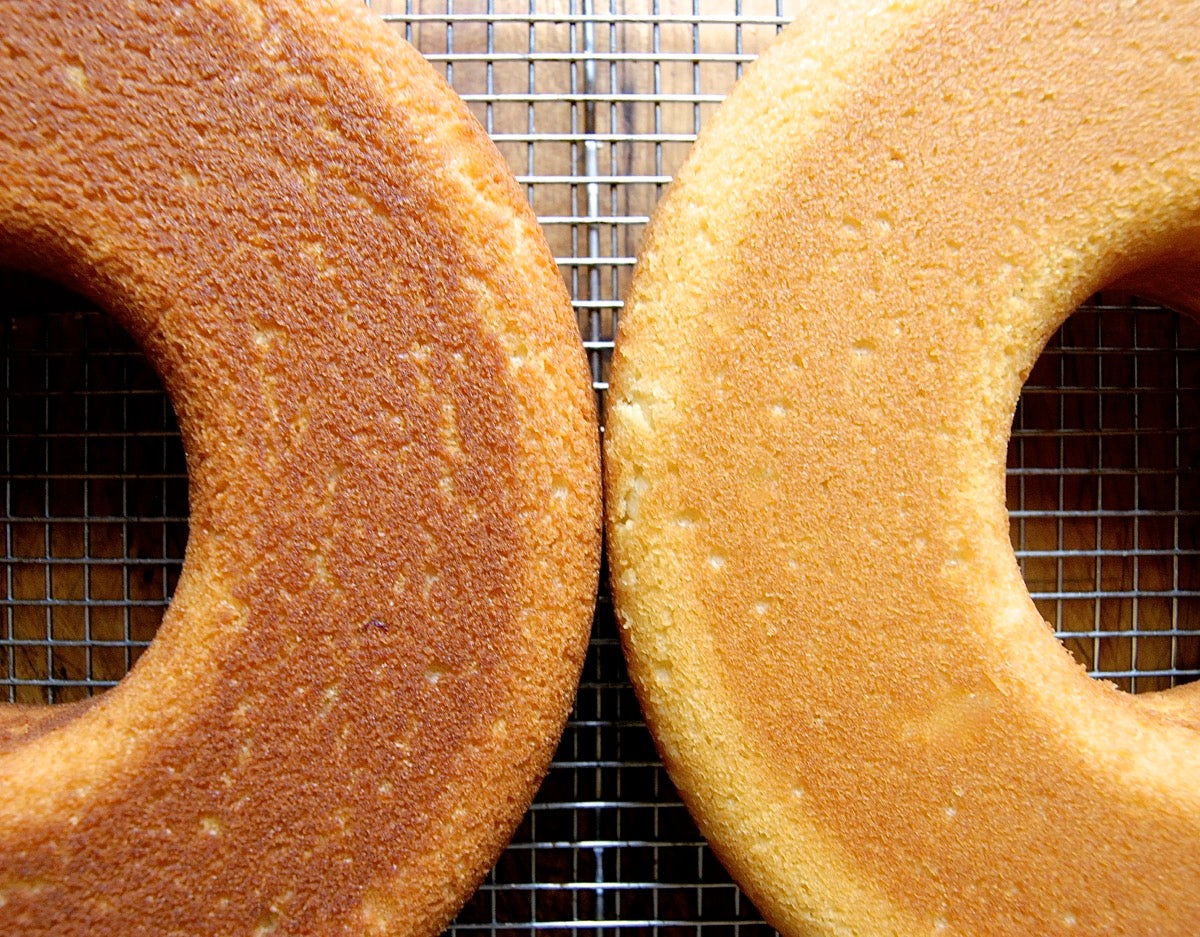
xmin=3 ymin=2 xmax=1199 ymax=933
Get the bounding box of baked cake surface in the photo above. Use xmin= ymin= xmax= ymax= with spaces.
xmin=0 ymin=1 xmax=600 ymax=933
xmin=607 ymin=2 xmax=1200 ymax=934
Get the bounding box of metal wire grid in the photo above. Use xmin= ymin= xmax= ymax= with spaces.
xmin=1 ymin=273 xmax=188 ymax=705
xmin=387 ymin=6 xmax=791 ymax=928
xmin=1010 ymin=297 xmax=1200 ymax=694
xmin=2 ymin=2 xmax=1199 ymax=933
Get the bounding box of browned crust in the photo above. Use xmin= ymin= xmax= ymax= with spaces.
xmin=0 ymin=1 xmax=600 ymax=934
xmin=607 ymin=2 xmax=1200 ymax=935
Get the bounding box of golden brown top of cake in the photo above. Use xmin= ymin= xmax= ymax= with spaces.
xmin=608 ymin=1 xmax=1200 ymax=934
xmin=0 ymin=1 xmax=599 ymax=934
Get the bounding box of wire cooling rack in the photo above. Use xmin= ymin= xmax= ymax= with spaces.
xmin=3 ymin=2 xmax=1199 ymax=933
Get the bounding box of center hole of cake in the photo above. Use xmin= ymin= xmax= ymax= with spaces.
xmin=0 ymin=269 xmax=188 ymax=705
xmin=1007 ymin=293 xmax=1200 ymax=693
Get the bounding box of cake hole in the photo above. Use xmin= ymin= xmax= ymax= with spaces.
xmin=0 ymin=270 xmax=188 ymax=705
xmin=1008 ymin=293 xmax=1200 ymax=693
xmin=200 ymin=815 xmax=223 ymax=836
xmin=851 ymin=337 xmax=877 ymax=357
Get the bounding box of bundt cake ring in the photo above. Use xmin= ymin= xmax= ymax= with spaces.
xmin=606 ymin=1 xmax=1200 ymax=934
xmin=0 ymin=0 xmax=600 ymax=933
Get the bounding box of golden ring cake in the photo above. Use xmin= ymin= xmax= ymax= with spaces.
xmin=0 ymin=0 xmax=600 ymax=933
xmin=606 ymin=1 xmax=1200 ymax=934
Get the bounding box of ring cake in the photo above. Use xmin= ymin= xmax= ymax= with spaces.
xmin=0 ymin=1 xmax=600 ymax=933
xmin=607 ymin=1 xmax=1200 ymax=934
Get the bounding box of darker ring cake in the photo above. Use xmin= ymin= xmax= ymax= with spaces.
xmin=0 ymin=1 xmax=601 ymax=934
